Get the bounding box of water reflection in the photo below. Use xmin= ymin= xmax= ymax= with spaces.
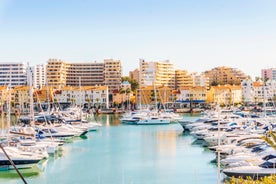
xmin=96 ymin=114 xmax=121 ymax=126
xmin=0 ymin=164 xmax=42 ymax=180
xmin=140 ymin=125 xmax=184 ymax=157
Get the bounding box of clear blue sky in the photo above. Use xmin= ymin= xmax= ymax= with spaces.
xmin=1 ymin=0 xmax=276 ymax=78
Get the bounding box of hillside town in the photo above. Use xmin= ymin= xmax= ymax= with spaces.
xmin=0 ymin=59 xmax=275 ymax=114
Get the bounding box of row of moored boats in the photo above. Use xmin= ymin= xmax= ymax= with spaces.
xmin=179 ymin=108 xmax=276 ymax=179
xmin=0 ymin=107 xmax=101 ymax=171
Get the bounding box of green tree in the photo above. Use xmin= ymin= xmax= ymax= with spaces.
xmin=71 ymin=98 xmax=75 ymax=105
xmin=85 ymin=98 xmax=91 ymax=109
xmin=211 ymin=81 xmax=218 ymax=86
xmin=95 ymin=98 xmax=100 ymax=108
xmin=121 ymin=77 xmax=139 ymax=92
xmin=119 ymin=88 xmax=126 ymax=108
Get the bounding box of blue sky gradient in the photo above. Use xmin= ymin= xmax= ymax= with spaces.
xmin=1 ymin=0 xmax=276 ymax=77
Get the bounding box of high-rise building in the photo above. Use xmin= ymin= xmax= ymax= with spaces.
xmin=139 ymin=59 xmax=175 ymax=89
xmin=129 ymin=68 xmax=139 ymax=82
xmin=203 ymin=66 xmax=247 ymax=86
xmin=175 ymin=70 xmax=209 ymax=89
xmin=261 ymin=68 xmax=276 ymax=81
xmin=46 ymin=59 xmax=106 ymax=87
xmin=46 ymin=59 xmax=68 ymax=87
xmin=0 ymin=62 xmax=27 ymax=87
xmin=175 ymin=70 xmax=193 ymax=89
xmin=46 ymin=58 xmax=122 ymax=103
xmin=104 ymin=59 xmax=122 ymax=93
xmin=191 ymin=73 xmax=210 ymax=89
xmin=33 ymin=64 xmax=47 ymax=89
xmin=66 ymin=62 xmax=105 ymax=86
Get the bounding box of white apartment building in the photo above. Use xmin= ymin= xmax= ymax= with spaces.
xmin=33 ymin=64 xmax=47 ymax=89
xmin=0 ymin=62 xmax=27 ymax=87
xmin=191 ymin=73 xmax=210 ymax=89
xmin=54 ymin=86 xmax=109 ymax=108
xmin=241 ymin=79 xmax=276 ymax=103
xmin=241 ymin=79 xmax=254 ymax=103
xmin=139 ymin=59 xmax=175 ymax=89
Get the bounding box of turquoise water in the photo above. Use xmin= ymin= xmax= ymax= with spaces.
xmin=0 ymin=114 xmax=219 ymax=184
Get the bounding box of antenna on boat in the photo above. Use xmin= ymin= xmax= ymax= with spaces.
xmin=28 ymin=63 xmax=34 ymax=124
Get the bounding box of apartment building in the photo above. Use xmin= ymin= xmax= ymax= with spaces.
xmin=242 ymin=79 xmax=276 ymax=103
xmin=104 ymin=59 xmax=122 ymax=94
xmin=46 ymin=59 xmax=68 ymax=87
xmin=139 ymin=59 xmax=175 ymax=89
xmin=203 ymin=66 xmax=247 ymax=86
xmin=176 ymin=86 xmax=207 ymax=103
xmin=33 ymin=64 xmax=47 ymax=89
xmin=66 ymin=62 xmax=104 ymax=86
xmin=262 ymin=68 xmax=276 ymax=81
xmin=53 ymin=86 xmax=109 ymax=108
xmin=13 ymin=86 xmax=32 ymax=113
xmin=0 ymin=62 xmax=27 ymax=87
xmin=191 ymin=73 xmax=210 ymax=89
xmin=175 ymin=70 xmax=209 ymax=89
xmin=206 ymin=84 xmax=242 ymax=105
xmin=46 ymin=59 xmax=120 ymax=94
xmin=0 ymin=86 xmax=8 ymax=104
xmin=175 ymin=70 xmax=192 ymax=88
xmin=129 ymin=68 xmax=139 ymax=82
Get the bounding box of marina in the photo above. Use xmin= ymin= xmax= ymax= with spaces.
xmin=0 ymin=114 xmax=220 ymax=184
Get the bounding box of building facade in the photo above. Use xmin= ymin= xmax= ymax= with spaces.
xmin=262 ymin=68 xmax=276 ymax=81
xmin=33 ymin=64 xmax=47 ymax=89
xmin=139 ymin=59 xmax=175 ymax=89
xmin=13 ymin=86 xmax=32 ymax=113
xmin=175 ymin=70 xmax=192 ymax=89
xmin=46 ymin=58 xmax=121 ymax=98
xmin=207 ymin=85 xmax=242 ymax=105
xmin=0 ymin=62 xmax=27 ymax=87
xmin=203 ymin=66 xmax=247 ymax=86
xmin=53 ymin=86 xmax=109 ymax=108
xmin=129 ymin=68 xmax=139 ymax=82
xmin=66 ymin=62 xmax=105 ymax=86
xmin=46 ymin=59 xmax=68 ymax=87
xmin=0 ymin=86 xmax=8 ymax=104
xmin=104 ymin=59 xmax=122 ymax=94
xmin=176 ymin=86 xmax=207 ymax=103
xmin=242 ymin=79 xmax=276 ymax=104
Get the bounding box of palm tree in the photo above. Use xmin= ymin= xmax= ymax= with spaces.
xmin=95 ymin=98 xmax=100 ymax=109
xmin=119 ymin=88 xmax=126 ymax=108
xmin=85 ymin=98 xmax=91 ymax=109
xmin=125 ymin=88 xmax=131 ymax=110
xmin=71 ymin=98 xmax=75 ymax=106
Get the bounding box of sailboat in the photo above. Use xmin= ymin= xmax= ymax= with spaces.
xmin=136 ymin=82 xmax=170 ymax=125
xmin=0 ymin=73 xmax=44 ymax=170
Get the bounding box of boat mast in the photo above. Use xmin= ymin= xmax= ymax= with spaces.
xmin=79 ymin=76 xmax=83 ymax=121
xmin=217 ymin=104 xmax=221 ymax=184
xmin=7 ymin=69 xmax=11 ymax=139
xmin=1 ymin=98 xmax=3 ymax=136
xmin=153 ymin=82 xmax=158 ymax=111
xmin=262 ymin=81 xmax=266 ymax=117
xmin=28 ymin=64 xmax=34 ymax=124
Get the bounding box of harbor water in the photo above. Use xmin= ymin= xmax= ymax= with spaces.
xmin=0 ymin=114 xmax=219 ymax=184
